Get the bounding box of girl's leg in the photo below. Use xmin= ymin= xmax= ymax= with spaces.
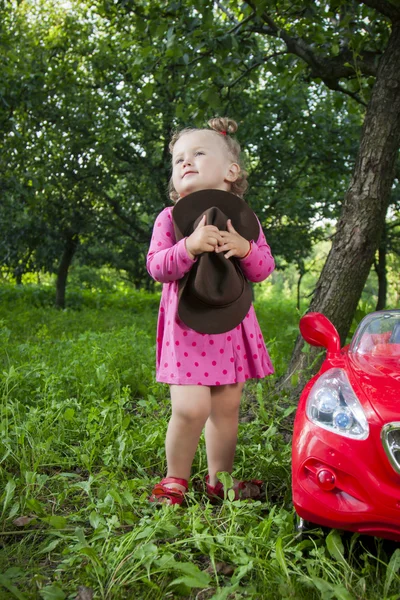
xmin=204 ymin=382 xmax=244 ymax=487
xmin=164 ymin=384 xmax=212 ymax=491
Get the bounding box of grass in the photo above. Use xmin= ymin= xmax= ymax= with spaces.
xmin=0 ymin=283 xmax=399 ymax=599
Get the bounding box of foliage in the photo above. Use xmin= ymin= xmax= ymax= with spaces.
xmin=0 ymin=285 xmax=400 ymax=598
xmin=0 ymin=0 xmax=371 ymax=294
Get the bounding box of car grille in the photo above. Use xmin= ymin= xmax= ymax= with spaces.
xmin=381 ymin=423 xmax=400 ymax=475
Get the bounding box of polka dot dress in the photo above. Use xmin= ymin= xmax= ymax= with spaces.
xmin=147 ymin=206 xmax=275 ymax=385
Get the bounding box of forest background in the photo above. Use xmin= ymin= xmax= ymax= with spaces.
xmin=0 ymin=0 xmax=400 ymax=599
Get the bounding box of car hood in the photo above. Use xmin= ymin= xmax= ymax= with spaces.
xmin=347 ymin=352 xmax=400 ymax=422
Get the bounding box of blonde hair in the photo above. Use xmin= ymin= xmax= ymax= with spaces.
xmin=168 ymin=117 xmax=248 ymax=201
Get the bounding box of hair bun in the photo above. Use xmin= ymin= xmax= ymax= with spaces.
xmin=208 ymin=117 xmax=238 ymax=135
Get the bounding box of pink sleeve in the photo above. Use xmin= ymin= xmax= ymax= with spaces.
xmin=239 ymin=219 xmax=275 ymax=283
xmin=146 ymin=207 xmax=197 ymax=283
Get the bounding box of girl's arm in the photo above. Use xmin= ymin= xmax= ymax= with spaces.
xmin=239 ymin=223 xmax=275 ymax=283
xmin=147 ymin=208 xmax=197 ymax=283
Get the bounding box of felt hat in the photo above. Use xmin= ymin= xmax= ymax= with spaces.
xmin=172 ymin=189 xmax=259 ymax=334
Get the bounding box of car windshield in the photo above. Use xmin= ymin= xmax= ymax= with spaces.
xmin=350 ymin=310 xmax=400 ymax=357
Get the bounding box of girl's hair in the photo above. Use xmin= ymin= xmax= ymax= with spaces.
xmin=168 ymin=117 xmax=248 ymax=201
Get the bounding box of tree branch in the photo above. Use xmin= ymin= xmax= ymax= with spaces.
xmin=226 ymin=9 xmax=257 ymax=35
xmin=102 ymin=191 xmax=148 ymax=240
xmin=96 ymin=215 xmax=147 ymax=243
xmin=215 ymin=2 xmax=238 ymax=25
xmin=186 ymin=10 xmax=257 ymax=68
xmin=227 ymin=52 xmax=286 ymax=88
xmin=358 ymin=0 xmax=400 ymax=21
xmin=244 ymin=0 xmax=381 ymax=103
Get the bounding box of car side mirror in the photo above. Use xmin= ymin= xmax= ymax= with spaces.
xmin=300 ymin=312 xmax=341 ymax=355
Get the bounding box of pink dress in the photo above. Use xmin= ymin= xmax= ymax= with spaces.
xmin=146 ymin=206 xmax=275 ymax=385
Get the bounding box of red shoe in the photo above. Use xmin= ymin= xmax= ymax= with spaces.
xmin=149 ymin=477 xmax=188 ymax=505
xmin=205 ymin=475 xmax=263 ymax=502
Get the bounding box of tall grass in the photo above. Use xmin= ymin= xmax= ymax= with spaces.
xmin=0 ymin=283 xmax=398 ymax=599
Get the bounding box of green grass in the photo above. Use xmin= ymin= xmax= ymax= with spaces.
xmin=0 ymin=283 xmax=399 ymax=599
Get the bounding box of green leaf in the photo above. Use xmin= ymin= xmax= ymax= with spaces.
xmin=1 ymin=479 xmax=16 ymax=516
xmin=275 ymin=537 xmax=289 ymax=579
xmin=217 ymin=471 xmax=233 ymax=500
xmin=0 ymin=574 xmax=27 ymax=600
xmin=232 ymin=561 xmax=254 ymax=584
xmin=142 ymin=83 xmax=154 ymax=99
xmin=174 ymin=562 xmax=210 ymax=579
xmin=165 ymin=560 xmax=212 ymax=589
xmin=332 ymin=585 xmax=354 ymax=600
xmin=227 ymin=488 xmax=236 ymax=501
xmin=331 ymin=43 xmax=339 ymax=56
xmin=79 ymin=546 xmax=102 ymax=566
xmin=202 ymin=88 xmax=221 ymax=109
xmin=39 ymin=585 xmax=66 ymax=600
xmin=63 ymin=408 xmax=75 ymax=421
xmin=209 ymin=584 xmax=240 ymax=599
xmin=254 ymin=0 xmax=268 ymax=15
xmin=89 ymin=511 xmax=104 ymax=530
xmin=38 ymin=538 xmax=63 ymax=555
xmin=176 ymin=103 xmax=187 ymax=119
xmin=325 ymin=530 xmax=347 ymax=565
xmin=169 ymin=571 xmax=211 ymax=589
xmin=73 ymin=479 xmax=92 ymax=495
xmin=384 ymin=548 xmax=400 ymax=597
xmin=8 ymin=502 xmax=20 ymax=520
xmin=41 ymin=516 xmax=67 ymax=529
xmin=96 ymin=364 xmax=107 ymax=384
xmin=122 ymin=415 xmax=131 ymax=429
xmin=310 ymin=576 xmax=355 ymax=600
xmin=133 ymin=542 xmax=158 ymax=561
xmin=75 ymin=527 xmax=87 ymax=546
xmin=2 ymin=568 xmax=24 ymax=580
xmin=25 ymin=498 xmax=45 ymax=516
xmin=134 ymin=525 xmax=156 ymax=541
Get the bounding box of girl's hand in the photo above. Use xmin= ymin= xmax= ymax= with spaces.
xmin=216 ymin=219 xmax=251 ymax=259
xmin=185 ymin=215 xmax=223 ymax=258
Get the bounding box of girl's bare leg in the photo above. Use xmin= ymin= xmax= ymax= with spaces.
xmin=164 ymin=384 xmax=212 ymax=491
xmin=204 ymin=382 xmax=244 ymax=487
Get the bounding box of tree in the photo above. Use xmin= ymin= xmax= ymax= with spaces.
xmin=231 ymin=0 xmax=400 ymax=377
xmin=2 ymin=0 xmax=361 ymax=304
xmin=3 ymin=0 xmax=398 ymax=328
xmin=0 ymin=0 xmax=157 ymax=302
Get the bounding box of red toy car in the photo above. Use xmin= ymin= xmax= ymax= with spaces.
xmin=292 ymin=309 xmax=400 ymax=541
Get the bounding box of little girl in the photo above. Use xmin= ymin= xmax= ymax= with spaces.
xmin=146 ymin=117 xmax=275 ymax=504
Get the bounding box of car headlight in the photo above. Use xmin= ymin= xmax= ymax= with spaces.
xmin=306 ymin=368 xmax=369 ymax=440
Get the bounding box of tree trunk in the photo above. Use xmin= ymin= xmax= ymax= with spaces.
xmin=14 ymin=269 xmax=23 ymax=285
xmin=375 ymin=225 xmax=387 ymax=310
xmin=285 ymin=24 xmax=400 ymax=384
xmin=297 ymin=270 xmax=305 ymax=312
xmin=55 ymin=233 xmax=79 ymax=309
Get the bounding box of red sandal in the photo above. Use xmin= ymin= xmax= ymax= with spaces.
xmin=205 ymin=475 xmax=263 ymax=502
xmin=149 ymin=477 xmax=188 ymax=505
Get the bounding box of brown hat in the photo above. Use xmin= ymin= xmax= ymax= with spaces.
xmin=172 ymin=189 xmax=259 ymax=334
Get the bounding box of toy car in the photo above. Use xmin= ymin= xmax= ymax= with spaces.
xmin=292 ymin=309 xmax=400 ymax=541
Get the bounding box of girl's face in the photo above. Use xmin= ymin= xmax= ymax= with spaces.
xmin=172 ymin=130 xmax=239 ymax=198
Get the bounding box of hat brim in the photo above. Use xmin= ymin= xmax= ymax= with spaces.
xmin=178 ymin=275 xmax=253 ymax=334
xmin=173 ymin=189 xmax=259 ymax=242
